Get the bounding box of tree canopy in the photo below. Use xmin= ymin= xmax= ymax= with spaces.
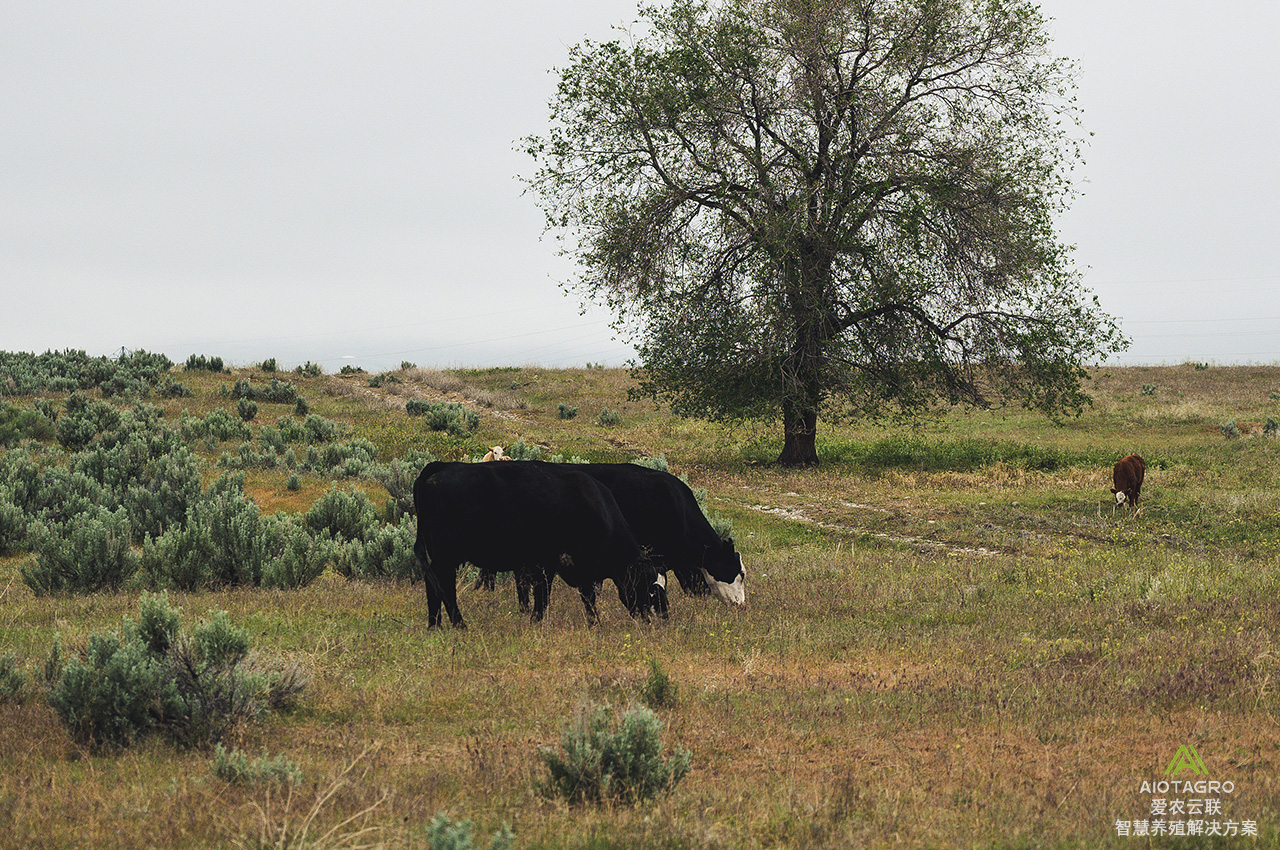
xmin=524 ymin=0 xmax=1127 ymax=465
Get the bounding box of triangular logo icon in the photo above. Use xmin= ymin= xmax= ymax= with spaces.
xmin=1165 ymin=744 xmax=1207 ymax=777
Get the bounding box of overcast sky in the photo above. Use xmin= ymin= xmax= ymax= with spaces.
xmin=3 ymin=1 xmax=1278 ymax=372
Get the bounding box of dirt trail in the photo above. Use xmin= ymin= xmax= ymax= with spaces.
xmin=741 ymin=487 xmax=1001 ymax=557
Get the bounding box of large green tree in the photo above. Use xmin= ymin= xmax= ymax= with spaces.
xmin=525 ymin=0 xmax=1126 ymax=465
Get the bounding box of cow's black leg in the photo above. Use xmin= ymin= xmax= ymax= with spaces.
xmin=422 ymin=558 xmax=446 ymax=628
xmin=473 ymin=567 xmax=496 ymax=592
xmin=516 ymin=570 xmax=533 ymax=614
xmin=425 ymin=559 xmax=466 ymax=629
xmin=577 ymin=583 xmax=599 ymax=626
xmin=529 ymin=568 xmax=552 ymax=622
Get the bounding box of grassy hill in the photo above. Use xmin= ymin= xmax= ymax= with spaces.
xmin=2 ymin=360 xmax=1279 ymax=848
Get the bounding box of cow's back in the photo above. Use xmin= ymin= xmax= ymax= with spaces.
xmin=414 ymin=461 xmax=642 ymax=575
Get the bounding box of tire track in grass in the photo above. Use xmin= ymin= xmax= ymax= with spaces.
xmin=745 ymin=493 xmax=1001 ymax=557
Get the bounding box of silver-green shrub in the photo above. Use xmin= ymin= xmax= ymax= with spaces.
xmin=305 ymin=484 xmax=378 ymax=544
xmin=139 ymin=473 xmax=273 ymax=590
xmin=261 ymin=517 xmax=334 ymax=590
xmin=46 ymin=593 xmax=307 ymax=750
xmin=23 ymin=505 xmax=139 ymax=594
xmin=236 ymin=397 xmax=258 ymax=422
xmin=425 ymin=814 xmax=515 ymax=850
xmin=212 ymin=744 xmax=301 ymax=785
xmin=0 ymin=486 xmax=25 ymax=554
xmin=343 ymin=515 xmax=418 ymax=580
xmin=405 ymin=401 xmax=479 ymax=437
xmin=0 ymin=651 xmax=28 ymax=704
xmin=539 ymin=704 xmax=691 ymax=805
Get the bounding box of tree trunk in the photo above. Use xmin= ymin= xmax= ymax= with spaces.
xmin=777 ymin=399 xmax=819 ymax=466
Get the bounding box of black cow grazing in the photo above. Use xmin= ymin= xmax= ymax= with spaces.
xmin=477 ymin=462 xmax=746 ymax=608
xmin=412 ymin=461 xmax=661 ymax=628
xmin=1111 ymin=454 xmax=1146 ymax=509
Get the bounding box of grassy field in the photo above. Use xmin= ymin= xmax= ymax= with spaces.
xmin=3 ymin=361 xmax=1280 ymax=848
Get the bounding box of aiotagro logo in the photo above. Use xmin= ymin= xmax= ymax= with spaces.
xmin=1113 ymin=744 xmax=1258 ymax=839
xmin=1165 ymin=744 xmax=1208 ymax=778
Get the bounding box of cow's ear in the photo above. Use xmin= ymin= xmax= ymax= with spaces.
xmin=1110 ymin=488 xmax=1118 ymax=494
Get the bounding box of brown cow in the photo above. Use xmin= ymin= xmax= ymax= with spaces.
xmin=1111 ymin=454 xmax=1146 ymax=508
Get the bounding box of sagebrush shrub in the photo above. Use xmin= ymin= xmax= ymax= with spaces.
xmin=303 ymin=413 xmax=340 ymax=442
xmin=558 ymin=403 xmax=578 ymax=420
xmin=47 ymin=631 xmax=170 ymax=748
xmin=597 ymin=408 xmax=622 ymax=426
xmin=140 ymin=474 xmax=273 ymax=590
xmin=185 ymin=354 xmax=225 ymax=373
xmin=503 ymin=439 xmax=542 ymax=461
xmin=261 ymin=518 xmax=334 ymax=590
xmin=343 ymin=516 xmax=418 ymax=580
xmin=540 ymin=704 xmax=691 ymax=805
xmin=0 ymin=403 xmax=55 ymax=446
xmin=237 ymin=397 xmax=258 ymax=422
xmin=405 ymin=401 xmax=478 ymax=437
xmin=56 ymin=395 xmax=121 ymax=450
xmin=305 ymin=485 xmax=378 ymax=544
xmin=0 ymin=486 xmax=26 ymax=554
xmin=24 ymin=505 xmax=139 ymax=594
xmin=232 ymin=378 xmax=298 ymax=405
xmin=375 ymin=454 xmax=434 ymax=518
xmin=46 ymin=593 xmax=307 ymax=750
xmin=156 ymin=377 xmax=193 ymax=398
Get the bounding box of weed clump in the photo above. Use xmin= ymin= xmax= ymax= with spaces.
xmin=425 ymin=813 xmax=514 ymax=850
xmin=0 ymin=651 xmax=29 ymax=704
xmin=540 ymin=704 xmax=691 ymax=805
xmin=212 ymin=744 xmax=301 ymax=785
xmin=557 ymin=403 xmax=578 ymax=420
xmin=639 ymin=658 xmax=678 ymax=708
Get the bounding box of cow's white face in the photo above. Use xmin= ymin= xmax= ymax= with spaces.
xmin=1115 ymin=491 xmax=1127 ymax=506
xmin=701 ymin=562 xmax=745 ymax=606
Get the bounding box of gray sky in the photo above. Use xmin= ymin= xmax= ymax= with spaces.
xmin=3 ymin=2 xmax=1278 ymax=372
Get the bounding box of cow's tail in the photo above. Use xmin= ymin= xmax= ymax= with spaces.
xmin=412 ymin=461 xmax=449 ymax=583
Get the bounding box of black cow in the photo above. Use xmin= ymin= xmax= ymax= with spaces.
xmin=412 ymin=461 xmax=661 ymax=628
xmin=477 ymin=462 xmax=746 ymax=608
